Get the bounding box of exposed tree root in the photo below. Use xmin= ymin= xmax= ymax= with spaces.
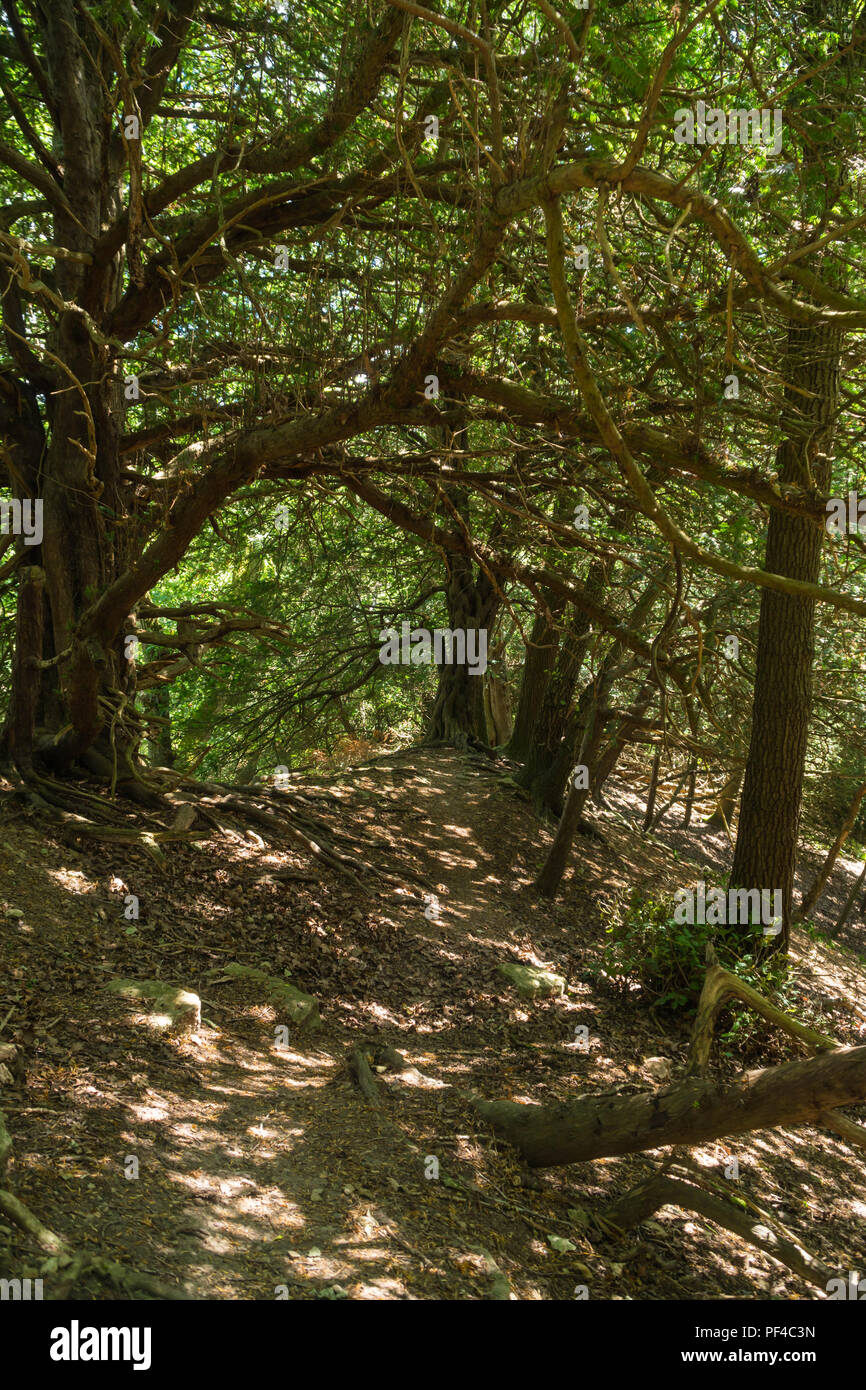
xmin=605 ymin=1169 xmax=833 ymax=1290
xmin=0 ymin=1109 xmax=12 ymax=1180
xmin=469 ymin=945 xmax=859 ymax=1170
xmin=820 ymin=1109 xmax=866 ymax=1152
xmin=473 ymin=1045 xmax=866 ymax=1167
xmin=191 ymin=803 xmax=244 ymax=841
xmin=0 ymin=1110 xmax=190 ymax=1299
xmin=587 ymin=954 xmax=863 ymax=1289
xmin=0 ymin=1186 xmax=65 ymax=1255
xmin=79 ymin=746 xmax=164 ymax=809
xmin=6 ymin=758 xmax=422 ymax=883
xmin=687 ymin=944 xmax=837 ymax=1076
xmin=347 ymin=1046 xmax=382 ymax=1105
xmin=327 ymin=952 xmax=850 ymax=1297
xmin=208 ymin=795 xmax=366 ymax=880
xmin=6 ymin=743 xmax=438 ymax=901
xmin=440 ymin=945 xmax=864 ymax=1289
xmin=346 ymin=1043 xmax=443 ymax=1104
xmin=195 ymin=788 xmax=432 ymax=890
xmin=14 ymin=790 xmax=208 ymax=865
xmin=256 ymin=868 xmax=320 ymax=884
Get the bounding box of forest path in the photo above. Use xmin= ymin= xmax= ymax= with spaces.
xmin=1 ymin=748 xmax=865 ymax=1299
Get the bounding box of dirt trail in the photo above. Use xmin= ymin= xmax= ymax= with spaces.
xmin=1 ymin=748 xmax=865 ymax=1300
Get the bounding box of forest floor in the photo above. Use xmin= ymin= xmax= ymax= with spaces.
xmin=1 ymin=746 xmax=865 ymax=1300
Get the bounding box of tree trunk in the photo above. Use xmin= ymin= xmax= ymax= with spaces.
xmin=530 ymin=572 xmax=662 ymax=815
xmin=833 ymin=859 xmax=866 ymax=935
xmin=483 ymin=642 xmax=513 ymax=746
xmin=642 ymin=747 xmax=662 ymax=832
xmin=473 ymin=1043 xmax=866 ymax=1168
xmin=591 ymin=675 xmax=656 ymax=807
xmin=532 ymin=669 xmax=597 ymax=816
xmin=505 ymin=600 xmax=564 ymax=760
xmin=729 ymin=317 xmax=841 ymax=952
xmin=534 ymin=664 xmax=614 ymax=895
xmin=2 ymin=563 xmax=45 ymax=769
xmin=514 ymin=506 xmax=637 ymax=809
xmin=0 ymin=2 xmax=408 ymax=802
xmin=1 ymin=2 xmax=144 ymax=787
xmin=426 ymin=550 xmax=500 ymax=746
xmin=726 ymin=0 xmax=856 ymax=952
xmin=706 ymin=765 xmax=743 ymax=830
xmin=649 ymin=763 xmax=689 ymax=832
xmin=682 ymin=757 xmax=697 ymax=827
xmin=515 ymin=588 xmax=599 ymax=803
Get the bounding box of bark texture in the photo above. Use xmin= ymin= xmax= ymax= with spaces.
xmin=474 ymin=1044 xmax=866 ymax=1168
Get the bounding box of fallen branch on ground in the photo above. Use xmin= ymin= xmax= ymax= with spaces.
xmin=0 ymin=1109 xmax=190 ymax=1299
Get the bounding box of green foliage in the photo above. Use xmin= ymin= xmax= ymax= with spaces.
xmin=0 ymin=0 xmax=863 ymax=873
xmin=591 ymin=884 xmax=792 ymax=1031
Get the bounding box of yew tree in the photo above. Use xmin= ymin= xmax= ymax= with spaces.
xmin=0 ymin=0 xmax=865 ymax=944
xmin=0 ymin=0 xmax=411 ymax=796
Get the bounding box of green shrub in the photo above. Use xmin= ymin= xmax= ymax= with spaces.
xmin=590 ymin=883 xmax=792 ymax=1025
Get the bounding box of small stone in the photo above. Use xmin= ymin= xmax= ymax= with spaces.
xmin=104 ymin=978 xmax=201 ymax=1035
xmin=498 ymin=961 xmax=566 ymax=999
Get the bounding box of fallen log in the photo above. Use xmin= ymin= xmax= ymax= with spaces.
xmin=473 ymin=1043 xmax=866 ymax=1167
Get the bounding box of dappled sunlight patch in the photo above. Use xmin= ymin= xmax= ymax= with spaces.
xmin=480 ymin=872 xmax=503 ymax=888
xmin=353 ymin=1277 xmax=408 ymax=1298
xmin=167 ymin=1122 xmax=226 ymax=1147
xmin=429 ymin=848 xmax=479 ymax=870
xmin=389 ymin=1066 xmax=447 ymax=1091
xmin=690 ymin=1148 xmax=725 ymax=1169
xmin=465 ymin=930 xmax=520 ymax=951
xmin=128 ymin=1101 xmax=171 ymax=1123
xmin=357 ymin=1001 xmax=404 ymax=1025
xmin=48 ymin=867 xmax=98 ymax=894
xmin=5 ymin=746 xmax=865 ymax=1302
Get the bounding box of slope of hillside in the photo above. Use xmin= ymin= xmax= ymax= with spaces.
xmin=1 ymin=747 xmax=864 ymax=1300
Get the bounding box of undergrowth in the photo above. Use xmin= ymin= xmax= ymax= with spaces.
xmin=589 ymin=878 xmax=809 ymax=1057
